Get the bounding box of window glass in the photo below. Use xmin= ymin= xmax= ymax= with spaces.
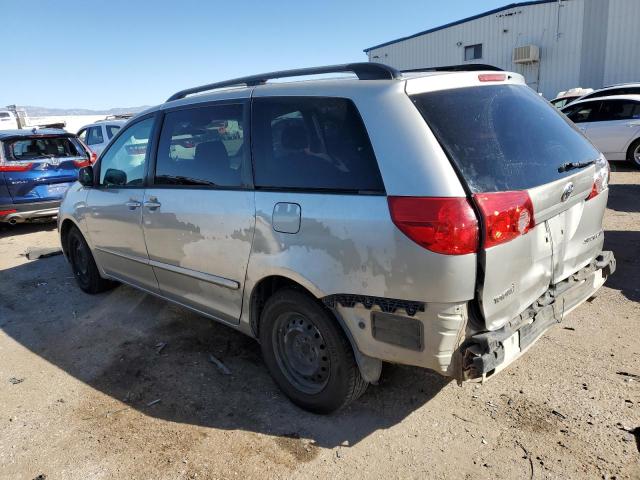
xmin=564 ymin=101 xmax=601 ymax=123
xmin=87 ymin=126 xmax=104 ymax=145
xmin=0 ymin=112 xmax=10 ymax=119
xmin=106 ymin=124 xmax=121 ymax=139
xmin=583 ymin=87 xmax=640 ymax=100
xmin=252 ymin=97 xmax=384 ymax=192
xmin=99 ymin=117 xmax=153 ymax=187
xmin=464 ymin=44 xmax=482 ymax=61
xmin=155 ymin=104 xmax=245 ymax=187
xmin=598 ymin=100 xmax=640 ymax=121
xmin=4 ymin=136 xmax=85 ymax=160
xmin=77 ymin=129 xmax=87 ymax=143
xmin=412 ymin=85 xmax=599 ymax=193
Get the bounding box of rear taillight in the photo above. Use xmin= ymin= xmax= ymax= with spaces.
xmin=387 ymin=196 xmax=479 ymax=255
xmin=586 ymin=157 xmax=610 ymax=200
xmin=74 ymin=158 xmax=93 ymax=168
xmin=0 ymin=162 xmax=33 ymax=172
xmin=473 ymin=191 xmax=535 ymax=248
xmin=0 ymin=209 xmax=17 ymax=216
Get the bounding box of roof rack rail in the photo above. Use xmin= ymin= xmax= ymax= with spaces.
xmin=166 ymin=62 xmax=401 ymax=102
xmin=402 ymin=64 xmax=503 ymax=73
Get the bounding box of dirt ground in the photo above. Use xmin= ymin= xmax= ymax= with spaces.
xmin=0 ymin=167 xmax=638 ymax=480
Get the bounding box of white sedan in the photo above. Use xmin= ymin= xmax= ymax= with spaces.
xmin=562 ymin=95 xmax=640 ymax=168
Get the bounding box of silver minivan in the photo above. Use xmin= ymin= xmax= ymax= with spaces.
xmin=58 ymin=63 xmax=616 ymax=413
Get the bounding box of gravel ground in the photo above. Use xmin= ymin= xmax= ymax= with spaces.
xmin=0 ymin=167 xmax=638 ymax=480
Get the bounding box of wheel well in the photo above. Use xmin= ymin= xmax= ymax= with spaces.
xmin=249 ymin=276 xmax=310 ymax=337
xmin=627 ymin=137 xmax=640 ymax=159
xmin=59 ymin=219 xmax=77 ymax=258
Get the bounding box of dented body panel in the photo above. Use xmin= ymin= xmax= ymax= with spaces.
xmin=59 ymin=66 xmax=614 ymax=387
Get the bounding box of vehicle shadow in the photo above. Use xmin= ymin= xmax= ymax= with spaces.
xmin=603 ymin=230 xmax=640 ymax=303
xmin=0 ymin=255 xmax=449 ymax=449
xmin=0 ymin=220 xmax=57 ymax=239
xmin=607 ymin=183 xmax=640 ymax=213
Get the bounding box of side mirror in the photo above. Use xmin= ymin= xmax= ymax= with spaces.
xmin=103 ymin=168 xmax=127 ymax=186
xmin=78 ymin=166 xmax=94 ymax=187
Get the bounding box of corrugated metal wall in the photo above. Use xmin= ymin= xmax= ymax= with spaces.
xmin=603 ymin=0 xmax=640 ymax=86
xmin=366 ymin=0 xmax=640 ymax=99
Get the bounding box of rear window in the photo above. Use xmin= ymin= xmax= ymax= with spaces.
xmin=106 ymin=125 xmax=121 ymax=139
xmin=252 ymin=97 xmax=384 ymax=193
xmin=411 ymin=85 xmax=600 ymax=193
xmin=3 ymin=136 xmax=86 ymax=161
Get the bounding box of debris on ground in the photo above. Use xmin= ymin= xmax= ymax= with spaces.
xmin=562 ymin=326 xmax=576 ymax=331
xmin=25 ymin=247 xmax=63 ymax=260
xmin=155 ymin=342 xmax=167 ymax=354
xmin=8 ymin=377 xmax=24 ymax=385
xmin=551 ymin=410 xmax=567 ymax=420
xmin=208 ymin=354 xmax=231 ymax=375
xmin=616 ymin=371 xmax=640 ymax=380
xmin=146 ymin=399 xmax=161 ymax=407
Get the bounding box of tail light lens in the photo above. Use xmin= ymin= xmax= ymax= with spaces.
xmin=74 ymin=158 xmax=93 ymax=168
xmin=387 ymin=196 xmax=479 ymax=255
xmin=473 ymin=191 xmax=535 ymax=248
xmin=0 ymin=161 xmax=33 ymax=172
xmin=586 ymin=157 xmax=610 ymax=200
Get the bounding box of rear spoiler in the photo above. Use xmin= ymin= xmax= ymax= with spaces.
xmin=402 ymin=64 xmax=503 ymax=73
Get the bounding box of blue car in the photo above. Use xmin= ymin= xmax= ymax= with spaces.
xmin=0 ymin=129 xmax=94 ymax=224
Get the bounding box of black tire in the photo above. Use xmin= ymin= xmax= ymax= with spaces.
xmin=627 ymin=138 xmax=640 ymax=169
xmin=259 ymin=288 xmax=368 ymax=414
xmin=67 ymin=226 xmax=117 ymax=294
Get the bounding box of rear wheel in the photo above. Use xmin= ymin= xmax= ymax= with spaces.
xmin=259 ymin=289 xmax=367 ymax=414
xmin=67 ymin=227 xmax=117 ymax=294
xmin=627 ymin=139 xmax=640 ymax=169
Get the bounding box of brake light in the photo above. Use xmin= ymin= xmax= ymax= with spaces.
xmin=586 ymin=157 xmax=610 ymax=200
xmin=387 ymin=196 xmax=479 ymax=255
xmin=0 ymin=209 xmax=17 ymax=216
xmin=0 ymin=162 xmax=33 ymax=172
xmin=473 ymin=191 xmax=535 ymax=248
xmin=478 ymin=73 xmax=506 ymax=82
xmin=74 ymin=158 xmax=93 ymax=168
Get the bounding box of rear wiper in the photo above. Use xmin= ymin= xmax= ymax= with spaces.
xmin=557 ymin=160 xmax=595 ymax=173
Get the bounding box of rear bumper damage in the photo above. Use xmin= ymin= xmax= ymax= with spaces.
xmin=461 ymin=250 xmax=616 ymax=380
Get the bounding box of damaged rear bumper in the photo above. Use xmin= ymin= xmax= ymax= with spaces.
xmin=461 ymin=250 xmax=616 ymax=380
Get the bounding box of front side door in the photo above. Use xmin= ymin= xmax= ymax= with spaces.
xmin=142 ymin=101 xmax=254 ymax=324
xmin=581 ymin=99 xmax=640 ymax=160
xmin=84 ymin=115 xmax=159 ymax=293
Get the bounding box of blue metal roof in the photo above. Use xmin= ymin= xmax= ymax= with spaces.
xmin=363 ymin=0 xmax=557 ymax=52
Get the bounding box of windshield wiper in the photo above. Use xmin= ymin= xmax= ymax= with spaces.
xmin=558 ymin=160 xmax=596 ymax=173
xmin=156 ymin=175 xmax=216 ymax=186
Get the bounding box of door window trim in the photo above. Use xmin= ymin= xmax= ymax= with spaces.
xmin=93 ymin=112 xmax=160 ymax=190
xmin=146 ymin=99 xmax=254 ymax=191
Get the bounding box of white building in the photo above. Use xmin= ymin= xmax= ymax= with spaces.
xmin=364 ymin=0 xmax=640 ymax=99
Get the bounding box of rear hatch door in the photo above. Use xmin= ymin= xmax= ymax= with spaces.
xmin=0 ymin=133 xmax=89 ymax=203
xmin=411 ymin=82 xmax=607 ymax=331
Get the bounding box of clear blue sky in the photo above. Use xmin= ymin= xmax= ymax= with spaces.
xmin=1 ymin=0 xmax=508 ymax=109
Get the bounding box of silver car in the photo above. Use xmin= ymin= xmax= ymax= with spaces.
xmin=58 ymin=63 xmax=616 ymax=413
xmin=77 ymin=118 xmax=129 ymax=156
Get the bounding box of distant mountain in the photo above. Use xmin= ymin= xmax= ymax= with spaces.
xmin=21 ymin=105 xmax=150 ymax=116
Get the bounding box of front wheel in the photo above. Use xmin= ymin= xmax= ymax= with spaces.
xmin=260 ymin=289 xmax=368 ymax=414
xmin=67 ymin=226 xmax=117 ymax=294
xmin=627 ymin=139 xmax=640 ymax=169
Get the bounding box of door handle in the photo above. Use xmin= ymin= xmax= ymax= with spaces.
xmin=144 ymin=198 xmax=161 ymax=210
xmin=125 ymin=200 xmax=142 ymax=210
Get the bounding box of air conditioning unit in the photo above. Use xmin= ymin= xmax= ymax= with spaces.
xmin=513 ymin=45 xmax=540 ymax=64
